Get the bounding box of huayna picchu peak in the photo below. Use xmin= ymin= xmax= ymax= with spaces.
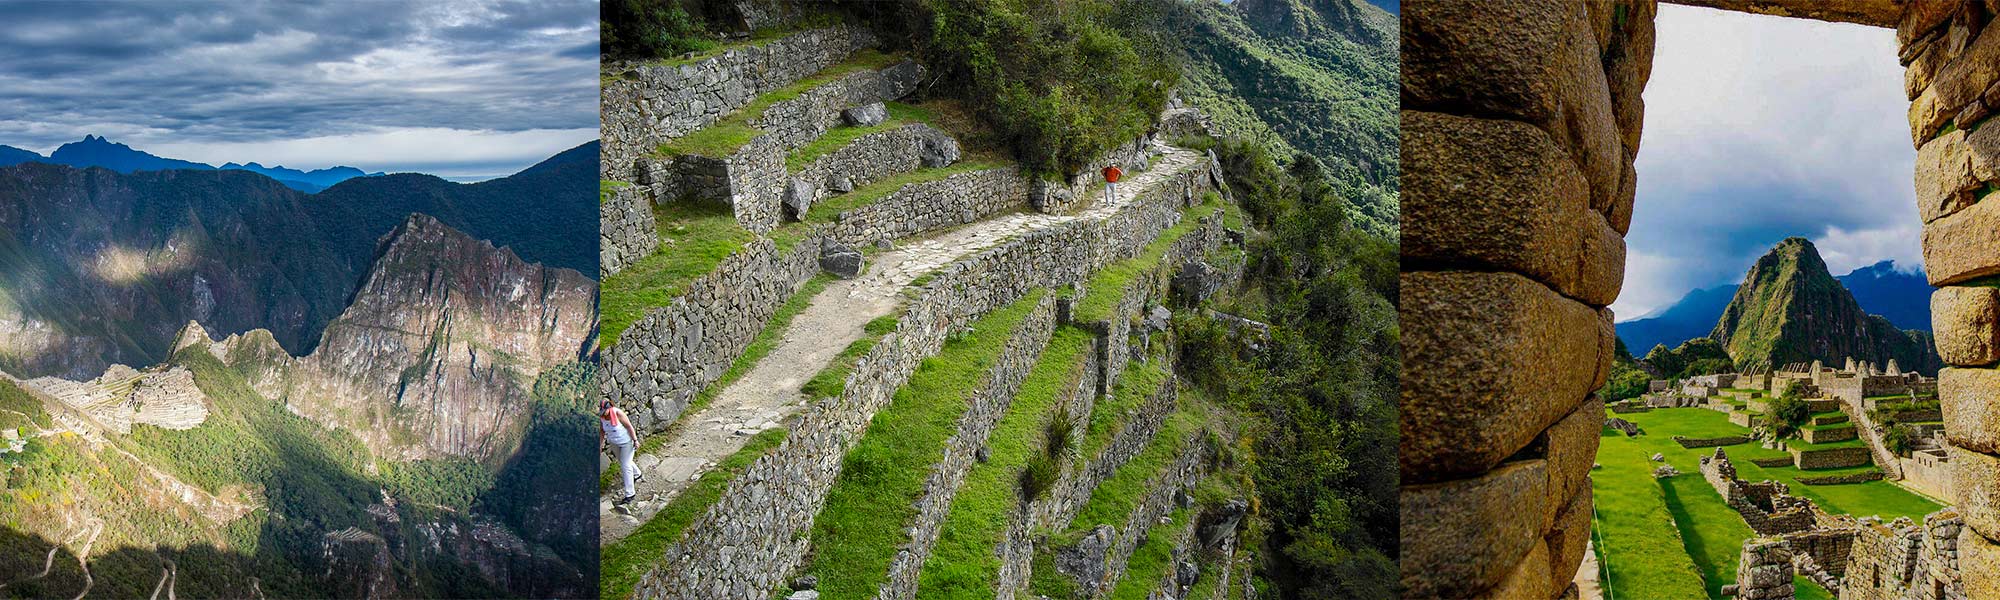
xmin=1709 ymin=237 xmax=1941 ymax=375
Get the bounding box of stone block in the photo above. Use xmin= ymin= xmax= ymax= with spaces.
xmin=1935 ymin=286 xmax=2000 ymax=366
xmin=1604 ymin=1 xmax=1655 ymax=155
xmin=1401 ymin=460 xmax=1550 ymax=599
xmin=1610 ymin=155 xmax=1638 ymax=235
xmin=1945 ymin=366 xmax=2000 ymax=453
xmin=1402 ymin=271 xmax=1611 ymax=483
xmin=1955 ymin=446 xmax=2000 ymax=540
xmin=1922 ymin=196 xmax=2000 ymax=286
xmin=1965 ymin=526 xmax=2000 ymax=600
xmin=1915 ymin=124 xmax=2000 ymax=224
xmin=1898 ymin=0 xmax=1960 ymax=51
xmin=1403 ymin=111 xmax=1625 ymax=306
xmin=1545 ymin=484 xmax=1593 ymax=593
xmin=1481 ymin=540 xmax=1553 ymax=600
xmin=1909 ymin=20 xmax=2000 ymax=146
xmin=1546 ymin=396 xmax=1604 ymax=523
xmin=1402 ymin=0 xmax=1580 ymax=126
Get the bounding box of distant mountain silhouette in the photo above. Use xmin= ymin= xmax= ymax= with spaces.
xmin=4 ymin=135 xmax=382 ymax=192
xmin=1837 ymin=260 xmax=1932 ymax=331
xmin=1617 ymin=258 xmax=1933 ymax=354
xmin=0 ymin=144 xmax=39 ymax=166
xmin=1616 ymin=284 xmax=1740 ymax=355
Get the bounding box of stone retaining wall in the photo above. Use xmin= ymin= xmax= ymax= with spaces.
xmin=1794 ymin=446 xmax=1871 ymax=470
xmin=600 ymin=25 xmax=877 ymax=180
xmin=1673 ymin=434 xmax=1751 ymax=448
xmin=601 ymin=236 xmax=822 ymax=433
xmin=876 ymin=294 xmax=1057 ymax=600
xmin=790 ymin=123 xmax=960 ymax=219
xmin=1141 ymin=509 xmax=1200 ymax=600
xmin=824 ymin=166 xmax=1030 ymax=247
xmin=626 ymin=61 xmax=924 ymax=235
xmin=995 ymin=337 xmax=1104 ymax=600
xmin=1076 ymin=438 xmax=1211 ymax=598
xmin=600 ymin=185 xmax=658 ymax=277
xmin=1801 ymin=424 xmax=1858 ymax=444
xmin=632 ymin=155 xmax=1218 ymax=600
xmin=1840 ymin=510 xmax=1968 ymax=600
xmin=1033 ymin=136 xmax=1156 ymax=214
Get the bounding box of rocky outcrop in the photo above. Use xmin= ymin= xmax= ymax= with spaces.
xmin=277 ymin=214 xmax=597 ymax=461
xmin=1710 ymin=238 xmax=1941 ymax=374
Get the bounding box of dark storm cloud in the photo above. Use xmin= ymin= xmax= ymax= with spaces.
xmin=0 ymin=1 xmax=599 ymax=177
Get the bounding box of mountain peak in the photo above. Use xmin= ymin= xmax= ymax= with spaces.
xmin=1709 ymin=238 xmax=1940 ymax=373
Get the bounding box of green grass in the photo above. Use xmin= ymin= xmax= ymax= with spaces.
xmin=599 ymin=202 xmax=758 ymax=346
xmin=657 ymin=50 xmax=900 ymax=158
xmin=916 ymin=327 xmax=1093 ymax=597
xmin=1783 ymin=437 xmax=1867 ymax=453
xmin=1105 ymin=508 xmax=1193 ymax=600
xmin=802 ymin=159 xmax=1006 ymax=222
xmin=1071 ymin=201 xmax=1223 ymax=323
xmin=799 ymin=315 xmax=900 ymax=400
xmin=1082 ymin=359 xmax=1171 ymax=459
xmin=601 ymin=276 xmax=830 ymax=492
xmin=0 ymin=377 xmax=50 ymax=431
xmin=796 ymin=291 xmax=1046 ymax=599
xmin=601 ymin=179 xmax=630 ymax=204
xmin=1591 ymin=429 xmax=1709 ymax=599
xmin=599 ymin=427 xmax=788 ymax=600
xmin=1068 ymin=394 xmax=1200 ymax=532
xmin=787 ymin=102 xmax=938 ymax=169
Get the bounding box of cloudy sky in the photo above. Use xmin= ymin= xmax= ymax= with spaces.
xmin=1615 ymin=4 xmax=1917 ymax=320
xmin=0 ymin=1 xmax=598 ymax=181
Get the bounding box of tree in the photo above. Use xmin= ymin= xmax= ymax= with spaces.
xmin=1764 ymin=388 xmax=1811 ymax=439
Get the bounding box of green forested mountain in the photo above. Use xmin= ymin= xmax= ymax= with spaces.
xmin=1710 ymin=238 xmax=1942 ymax=374
xmin=1159 ymin=0 xmax=1400 ymax=234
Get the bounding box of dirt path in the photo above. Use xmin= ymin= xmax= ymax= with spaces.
xmin=599 ymin=142 xmax=1200 ymax=545
xmin=1574 ymin=540 xmax=1604 ymax=600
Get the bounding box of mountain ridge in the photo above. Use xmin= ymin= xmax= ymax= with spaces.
xmin=1617 ymin=257 xmax=1932 ymax=353
xmin=1 ymin=135 xmax=387 ymax=193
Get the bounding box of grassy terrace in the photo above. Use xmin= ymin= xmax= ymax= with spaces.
xmin=787 ymin=102 xmax=936 ymax=168
xmin=599 ymin=201 xmax=757 ymax=345
xmin=599 ymin=428 xmax=787 ymax=600
xmin=1105 ymin=507 xmax=1193 ymax=600
xmin=916 ymin=327 xmax=1092 ymax=597
xmin=1070 ymin=200 xmax=1223 ymax=323
xmin=657 ymin=49 xmax=901 ymax=158
xmin=796 ymin=291 xmax=1047 ymax=599
xmin=803 ymin=158 xmax=1007 ymax=222
xmin=1595 ymin=407 xmax=1944 ymax=598
xmin=1082 ymin=359 xmax=1171 ymax=458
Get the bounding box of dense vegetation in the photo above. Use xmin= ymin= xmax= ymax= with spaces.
xmin=1175 ymin=136 xmax=1398 ymax=598
xmin=1642 ymin=337 xmax=1735 ymax=381
xmin=1602 ymin=338 xmax=1653 ymax=402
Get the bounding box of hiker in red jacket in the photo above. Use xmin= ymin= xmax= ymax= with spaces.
xmin=1103 ymin=163 xmax=1124 ymax=202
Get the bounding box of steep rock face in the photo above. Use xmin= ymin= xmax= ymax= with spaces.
xmin=1710 ymin=238 xmax=1942 ymax=374
xmin=0 ymin=163 xmax=356 ymax=379
xmin=0 ymin=143 xmax=598 ymax=381
xmin=281 ymin=214 xmax=596 ymax=461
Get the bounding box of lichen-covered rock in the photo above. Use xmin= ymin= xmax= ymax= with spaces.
xmin=842 ymin=102 xmax=887 ymax=126
xmin=784 ymin=177 xmax=817 ymax=221
xmin=818 ymin=240 xmax=865 ymax=279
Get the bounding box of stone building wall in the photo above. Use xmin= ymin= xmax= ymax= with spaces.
xmin=1840 ymin=510 xmax=1968 ymax=600
xmin=876 ymin=294 xmax=1058 ymax=600
xmin=599 ymin=25 xmax=877 ymax=180
xmin=1905 ymin=0 xmax=2000 ymax=594
xmin=632 ymin=158 xmax=1218 ymax=600
xmin=600 ymin=236 xmax=823 ymax=433
xmin=600 ymin=185 xmax=660 ymax=277
xmin=1398 ymin=0 xmax=1652 ymax=595
xmin=1732 ymin=538 xmax=1797 ymax=600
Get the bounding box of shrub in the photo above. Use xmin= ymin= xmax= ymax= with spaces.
xmin=603 ymin=0 xmax=716 ymax=61
xmin=1884 ymin=424 xmax=1917 ymax=457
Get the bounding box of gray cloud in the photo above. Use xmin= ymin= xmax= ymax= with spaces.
xmin=0 ymin=0 xmax=599 ymax=177
xmin=1617 ymin=5 xmax=1917 ymax=319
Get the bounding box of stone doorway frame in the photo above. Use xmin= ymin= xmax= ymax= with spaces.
xmin=1400 ymin=1 xmax=2000 ymax=597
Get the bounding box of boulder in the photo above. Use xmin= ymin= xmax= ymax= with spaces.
xmin=784 ymin=177 xmax=816 ymax=221
xmin=819 ymin=240 xmax=865 ymax=279
xmin=828 ymin=174 xmax=854 ymax=193
xmin=1055 ymin=525 xmax=1116 ymax=593
xmin=791 ymin=576 xmax=818 ymax=591
xmin=918 ymin=130 xmax=962 ymax=168
xmin=1199 ymin=499 xmax=1249 ymax=548
xmin=842 ymin=102 xmax=887 ymax=126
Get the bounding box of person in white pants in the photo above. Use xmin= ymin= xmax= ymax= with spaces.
xmin=601 ymin=399 xmax=641 ymax=505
